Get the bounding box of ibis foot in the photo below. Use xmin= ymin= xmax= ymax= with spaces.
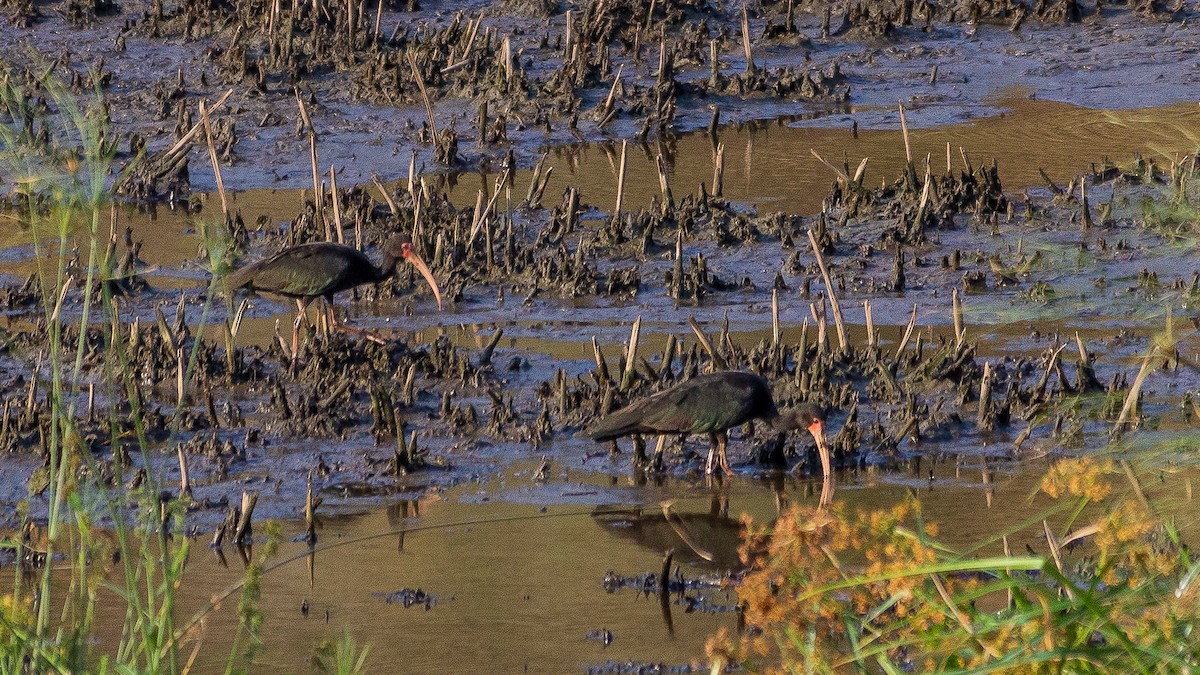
xmin=326 ymin=308 xmax=388 ymax=346
xmin=332 ymin=322 xmax=388 ymax=345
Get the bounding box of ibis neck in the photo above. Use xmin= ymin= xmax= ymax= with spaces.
xmin=768 ymin=414 xmax=792 ymax=433
xmin=766 ymin=407 xmax=793 ymax=433
xmin=374 ymin=258 xmax=399 ymax=283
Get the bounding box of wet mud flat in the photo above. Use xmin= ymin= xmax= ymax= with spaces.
xmin=0 ymin=0 xmax=1198 ymax=193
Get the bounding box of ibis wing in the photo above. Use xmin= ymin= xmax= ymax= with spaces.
xmin=634 ymin=385 xmax=709 ymax=432
xmin=662 ymin=376 xmax=760 ymax=433
xmin=589 ymin=389 xmax=678 ymax=440
xmin=227 ymin=244 xmax=359 ymax=298
xmin=589 ymin=373 xmax=766 ymax=440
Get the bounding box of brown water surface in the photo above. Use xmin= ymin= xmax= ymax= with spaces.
xmin=445 ymin=96 xmax=1200 ymax=216
xmin=80 ymin=454 xmax=1200 ymax=673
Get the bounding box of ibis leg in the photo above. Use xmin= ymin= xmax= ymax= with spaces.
xmin=290 ymin=298 xmax=307 ymax=373
xmin=716 ymin=430 xmax=732 ymax=475
xmin=633 ymin=435 xmax=647 ymax=468
xmin=705 ymin=432 xmax=719 ymax=475
xmin=322 ymin=297 xmax=334 ymax=336
xmin=652 ymin=435 xmax=667 ymax=473
xmin=323 ymin=294 xmax=343 ymax=334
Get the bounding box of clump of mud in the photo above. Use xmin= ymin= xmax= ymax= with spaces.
xmin=372 ymin=587 xmax=437 ymax=609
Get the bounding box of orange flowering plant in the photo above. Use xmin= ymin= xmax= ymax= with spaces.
xmin=709 ymin=457 xmax=1200 ymax=673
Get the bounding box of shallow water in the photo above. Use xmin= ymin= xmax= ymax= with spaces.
xmin=72 ymin=452 xmax=1199 ymax=673
xmin=442 ymin=96 xmax=1200 ymax=217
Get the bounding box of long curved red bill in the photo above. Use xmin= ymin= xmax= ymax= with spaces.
xmin=808 ymin=419 xmax=831 ymax=479
xmin=404 ymin=250 xmax=442 ymax=310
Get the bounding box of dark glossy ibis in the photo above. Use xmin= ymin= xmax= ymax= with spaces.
xmin=226 ymin=233 xmax=442 ymax=368
xmin=588 ymin=371 xmax=830 ymax=477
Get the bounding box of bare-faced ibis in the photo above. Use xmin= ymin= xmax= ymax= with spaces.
xmin=589 ymin=371 xmax=831 ymax=477
xmin=226 ymin=233 xmax=442 ymax=368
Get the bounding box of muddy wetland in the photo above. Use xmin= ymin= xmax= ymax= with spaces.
xmin=5 ymin=0 xmax=1200 ymax=671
